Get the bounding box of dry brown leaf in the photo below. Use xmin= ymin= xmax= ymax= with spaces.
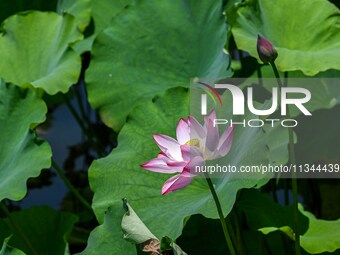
xmin=141 ymin=238 xmax=161 ymax=255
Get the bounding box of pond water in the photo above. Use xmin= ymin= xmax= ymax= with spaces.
xmin=21 ymin=101 xmax=81 ymax=209
xmin=15 ymin=84 xmax=92 ymax=210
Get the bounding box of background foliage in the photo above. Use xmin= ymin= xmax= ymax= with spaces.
xmin=0 ymin=0 xmax=339 ymax=254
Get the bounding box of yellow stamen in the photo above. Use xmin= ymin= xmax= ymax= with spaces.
xmin=185 ymin=139 xmax=200 ymax=147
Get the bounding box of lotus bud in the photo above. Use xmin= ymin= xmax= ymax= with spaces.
xmin=257 ymin=35 xmax=278 ymax=63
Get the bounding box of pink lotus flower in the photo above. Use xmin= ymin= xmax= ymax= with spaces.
xmin=141 ymin=110 xmax=234 ymax=195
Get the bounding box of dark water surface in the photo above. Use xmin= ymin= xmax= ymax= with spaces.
xmin=19 ymin=99 xmax=83 ymax=209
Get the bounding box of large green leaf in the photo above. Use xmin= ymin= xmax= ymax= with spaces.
xmin=0 ymin=237 xmax=25 ymax=255
xmin=121 ymin=201 xmax=188 ymax=254
xmin=2 ymin=206 xmax=78 ymax=255
xmin=231 ymin=0 xmax=340 ymax=75
xmin=299 ymin=206 xmax=340 ymax=254
xmin=86 ymin=0 xmax=231 ymax=131
xmin=57 ymin=0 xmax=91 ymax=32
xmin=79 ymin=205 xmax=137 ymax=255
xmin=237 ymin=189 xmax=340 ymax=254
xmin=80 ymin=87 xmax=288 ymax=254
xmin=91 ymin=0 xmax=133 ymax=33
xmin=0 ymin=82 xmax=51 ymax=201
xmin=71 ymin=0 xmax=133 ymax=54
xmin=259 ymin=205 xmax=340 ymax=254
xmin=0 ymin=11 xmax=82 ymax=95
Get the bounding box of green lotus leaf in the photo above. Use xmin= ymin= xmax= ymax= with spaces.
xmin=299 ymin=205 xmax=340 ymax=254
xmin=57 ymin=0 xmax=91 ymax=32
xmin=86 ymin=0 xmax=231 ymax=131
xmin=0 ymin=237 xmax=26 ymax=255
xmin=80 ymin=87 xmax=288 ymax=254
xmin=91 ymin=0 xmax=134 ymax=33
xmin=80 ymin=200 xmax=189 ymax=255
xmin=72 ymin=0 xmax=133 ymax=54
xmin=0 ymin=82 xmax=51 ymax=201
xmin=0 ymin=11 xmax=82 ymax=95
xmin=72 ymin=0 xmax=134 ymax=54
xmin=2 ymin=206 xmax=78 ymax=255
xmin=79 ymin=205 xmax=136 ymax=255
xmin=71 ymin=34 xmax=95 ymax=55
xmin=231 ymin=0 xmax=340 ymax=75
xmin=259 ymin=204 xmax=340 ymax=254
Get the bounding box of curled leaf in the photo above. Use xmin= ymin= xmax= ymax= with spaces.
xmin=121 ymin=201 xmax=158 ymax=244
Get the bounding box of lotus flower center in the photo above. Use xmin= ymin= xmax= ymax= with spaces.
xmin=185 ymin=139 xmax=200 ymax=147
